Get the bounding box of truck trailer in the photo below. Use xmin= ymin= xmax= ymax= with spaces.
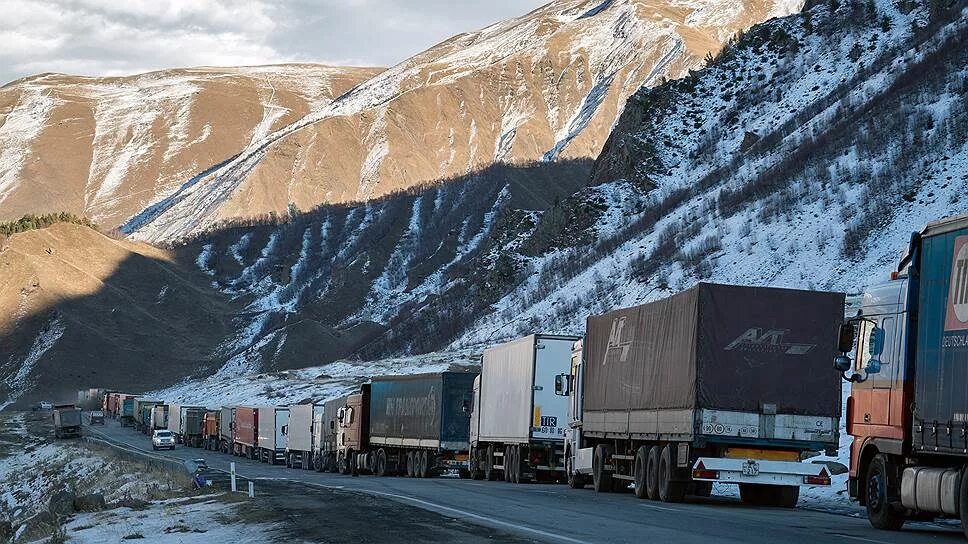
xmin=132 ymin=399 xmax=162 ymax=432
xmin=286 ymin=404 xmax=322 ymax=469
xmin=150 ymin=405 xmax=169 ymax=433
xmin=53 ymin=405 xmax=83 ymax=439
xmin=470 ymin=334 xmax=579 ymax=483
xmin=836 ymin=214 xmax=968 ymax=537
xmin=258 ymin=407 xmax=290 ymax=464
xmin=120 ymin=397 xmax=136 ymax=426
xmin=167 ymin=405 xmax=206 ymax=446
xmin=233 ymin=407 xmax=259 ymax=459
xmin=561 ymin=283 xmax=843 ymax=506
xmin=219 ymin=406 xmax=235 ymax=454
xmin=349 ymin=372 xmax=476 ymax=478
xmin=202 ymin=410 xmax=220 ymax=451
xmin=313 ymin=396 xmax=348 ymax=472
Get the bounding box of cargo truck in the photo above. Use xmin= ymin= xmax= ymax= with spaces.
xmin=258 ymin=407 xmax=290 ymax=464
xmin=132 ymin=399 xmax=162 ymax=432
xmin=150 ymin=405 xmax=169 ymax=433
xmin=349 ymin=373 xmax=476 ymax=478
xmin=202 ymin=410 xmax=220 ymax=451
xmin=834 ymin=214 xmax=968 ymax=537
xmin=233 ymin=407 xmax=259 ymax=458
xmin=336 ymin=385 xmax=370 ymax=474
xmin=53 ymin=405 xmax=83 ymax=439
xmin=313 ymin=396 xmax=348 ymax=472
xmin=167 ymin=405 xmax=206 ymax=446
xmin=559 ymin=283 xmax=843 ymax=506
xmin=469 ymin=334 xmax=579 ymax=483
xmin=219 ymin=406 xmax=236 ymax=454
xmin=120 ymin=397 xmax=136 ymax=426
xmin=286 ymin=404 xmax=322 ymax=469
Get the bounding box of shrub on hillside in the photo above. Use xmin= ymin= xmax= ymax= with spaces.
xmin=0 ymin=213 xmax=97 ymax=237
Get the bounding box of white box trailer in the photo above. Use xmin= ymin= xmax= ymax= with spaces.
xmin=285 ymin=404 xmax=322 ymax=470
xmin=257 ymin=407 xmax=289 ymax=465
xmin=469 ymin=334 xmax=579 ymax=483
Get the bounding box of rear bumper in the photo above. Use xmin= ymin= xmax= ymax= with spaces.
xmin=692 ymin=457 xmax=830 ymax=487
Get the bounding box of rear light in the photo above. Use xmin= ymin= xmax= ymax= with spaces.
xmin=804 ymin=467 xmax=831 ymax=486
xmin=692 ymin=460 xmax=719 ymax=480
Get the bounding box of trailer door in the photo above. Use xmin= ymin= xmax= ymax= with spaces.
xmin=531 ymin=338 xmax=572 ymax=441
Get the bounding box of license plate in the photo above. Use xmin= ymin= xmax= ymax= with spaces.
xmin=742 ymin=460 xmax=760 ymax=477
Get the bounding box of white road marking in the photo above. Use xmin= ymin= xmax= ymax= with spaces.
xmin=638 ymin=503 xmax=681 ymax=513
xmin=835 ymin=535 xmax=899 ymax=544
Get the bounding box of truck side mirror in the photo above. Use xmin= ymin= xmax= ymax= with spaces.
xmin=837 ymin=323 xmax=856 ymax=354
xmin=554 ymin=374 xmax=571 ymax=396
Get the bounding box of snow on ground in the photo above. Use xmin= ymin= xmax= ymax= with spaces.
xmin=0 ymin=317 xmax=65 ymax=410
xmin=150 ymin=351 xmax=479 ymax=408
xmin=0 ymin=84 xmax=59 ymax=206
xmin=64 ymin=496 xmax=277 ymax=544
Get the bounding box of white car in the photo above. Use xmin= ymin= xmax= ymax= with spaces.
xmin=152 ymin=430 xmax=176 ymax=451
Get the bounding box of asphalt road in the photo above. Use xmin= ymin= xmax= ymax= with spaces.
xmin=86 ymin=419 xmax=964 ymax=544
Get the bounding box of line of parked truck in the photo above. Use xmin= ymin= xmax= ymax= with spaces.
xmin=85 ymin=214 xmax=968 ymax=539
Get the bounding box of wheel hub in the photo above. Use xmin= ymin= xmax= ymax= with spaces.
xmin=868 ymin=473 xmax=884 ymax=512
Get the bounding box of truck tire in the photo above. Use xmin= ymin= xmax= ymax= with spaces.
xmin=375 ymin=449 xmax=388 ymax=477
xmin=866 ymin=454 xmax=905 ymax=531
xmin=960 ymin=464 xmax=968 ymax=539
xmin=646 ymin=446 xmax=661 ymax=500
xmin=634 ymin=446 xmax=649 ymax=499
xmin=658 ymin=445 xmax=686 ymax=503
xmin=485 ymin=446 xmax=498 ymax=481
xmin=509 ymin=446 xmax=520 ymax=483
xmin=593 ymin=444 xmax=614 ymax=493
xmin=504 ymin=447 xmax=513 ymax=483
xmin=419 ymin=450 xmax=431 ymax=478
xmin=406 ymin=451 xmax=415 ymax=477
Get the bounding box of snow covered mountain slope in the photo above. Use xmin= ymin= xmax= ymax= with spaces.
xmin=0 ymin=65 xmax=384 ymax=228
xmin=122 ymin=0 xmax=804 ymax=242
xmin=453 ymin=0 xmax=968 ymax=346
xmin=0 ymin=223 xmax=235 ymax=409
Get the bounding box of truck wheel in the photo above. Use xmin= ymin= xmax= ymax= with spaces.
xmin=375 ymin=449 xmax=388 ymax=477
xmin=593 ymin=444 xmax=614 ymax=493
xmin=472 ymin=449 xmax=485 ymax=480
xmin=405 ymin=451 xmax=414 ymax=477
xmin=658 ymin=445 xmax=686 ymax=503
xmin=419 ymin=450 xmax=431 ymax=479
xmin=866 ymin=454 xmax=905 ymax=531
xmin=507 ymin=446 xmax=517 ymax=483
xmin=485 ymin=446 xmax=497 ymax=481
xmin=960 ymin=464 xmax=968 ymax=539
xmin=646 ymin=446 xmax=661 ymax=500
xmin=634 ymin=446 xmax=649 ymax=499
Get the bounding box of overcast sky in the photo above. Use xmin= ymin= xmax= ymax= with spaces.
xmin=0 ymin=0 xmax=547 ymax=85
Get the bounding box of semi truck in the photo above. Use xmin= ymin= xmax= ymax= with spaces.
xmin=201 ymin=410 xmax=220 ymax=451
xmin=336 ymin=386 xmax=370 ymax=474
xmin=286 ymin=404 xmax=322 ymax=469
xmin=347 ymin=373 xmax=476 ymax=478
xmin=233 ymin=407 xmax=259 ymax=458
xmin=560 ymin=283 xmax=843 ymax=506
xmin=257 ymin=407 xmax=289 ymax=464
xmin=149 ymin=405 xmax=169 ymax=433
xmin=120 ymin=397 xmax=136 ymax=426
xmin=132 ymin=399 xmax=162 ymax=432
xmin=219 ymin=406 xmax=235 ymax=453
xmin=53 ymin=405 xmax=82 ymax=439
xmin=313 ymin=396 xmax=348 ymax=472
xmin=469 ymin=334 xmax=579 ymax=483
xmin=835 ymin=214 xmax=968 ymax=537
xmin=167 ymin=404 xmax=206 ymax=446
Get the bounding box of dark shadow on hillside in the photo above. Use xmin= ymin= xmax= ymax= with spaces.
xmin=0 ymin=240 xmax=237 ymax=409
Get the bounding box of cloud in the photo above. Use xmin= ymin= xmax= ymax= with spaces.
xmin=0 ymin=0 xmax=545 ymax=85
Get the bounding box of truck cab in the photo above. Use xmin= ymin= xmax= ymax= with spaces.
xmin=845 ymin=278 xmax=916 ymax=500
xmin=837 ymin=214 xmax=968 ymax=537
